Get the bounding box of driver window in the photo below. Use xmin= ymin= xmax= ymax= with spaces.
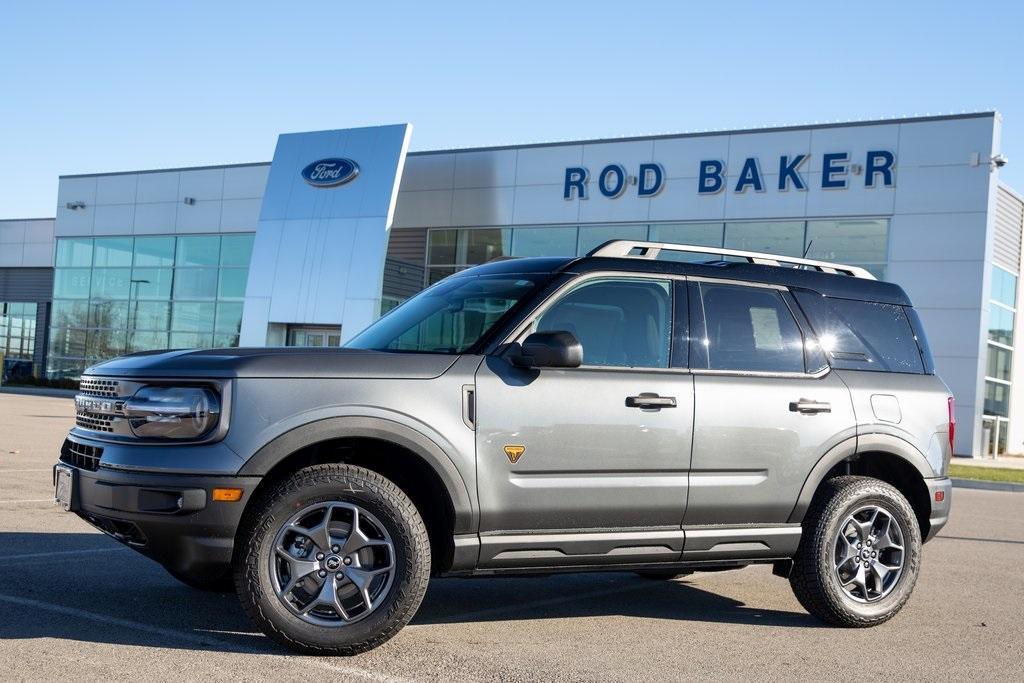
xmin=535 ymin=278 xmax=672 ymax=368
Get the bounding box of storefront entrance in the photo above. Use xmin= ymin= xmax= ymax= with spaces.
xmin=286 ymin=325 xmax=342 ymax=348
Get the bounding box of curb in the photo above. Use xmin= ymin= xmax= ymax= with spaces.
xmin=951 ymin=478 xmax=1024 ymax=493
xmin=0 ymin=387 xmax=77 ymax=398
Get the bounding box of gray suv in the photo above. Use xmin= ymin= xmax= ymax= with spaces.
xmin=55 ymin=240 xmax=954 ymax=654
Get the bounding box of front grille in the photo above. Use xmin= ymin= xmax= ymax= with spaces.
xmin=79 ymin=378 xmax=120 ymax=397
xmin=76 ymin=412 xmax=114 ymax=433
xmin=60 ymin=439 xmax=103 ymax=471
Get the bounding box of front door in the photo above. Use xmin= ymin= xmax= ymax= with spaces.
xmin=474 ymin=275 xmax=694 ymax=566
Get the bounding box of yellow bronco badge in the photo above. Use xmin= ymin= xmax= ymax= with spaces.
xmin=503 ymin=445 xmax=526 ymax=464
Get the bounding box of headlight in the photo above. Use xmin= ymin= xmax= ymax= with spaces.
xmin=123 ymin=386 xmax=221 ymax=440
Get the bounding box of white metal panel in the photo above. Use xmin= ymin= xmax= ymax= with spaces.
xmin=0 ymin=221 xmax=26 ymax=244
xmin=222 ymin=164 xmax=269 ymax=199
xmin=400 ymin=154 xmax=455 ymax=191
xmin=135 ymin=172 xmax=180 ymax=203
xmin=56 ymin=176 xmax=97 ymax=208
xmin=511 ymin=183 xmax=580 ymax=225
xmin=652 ymin=135 xmax=731 ymax=179
xmin=392 ymin=190 xmax=452 ymax=228
xmin=175 ymin=200 xmax=222 ymax=233
xmin=132 ymin=202 xmax=177 ymax=234
xmin=93 ymin=204 xmax=135 ymax=234
xmin=515 ymin=144 xmax=584 ymax=186
xmin=54 ymin=205 xmax=93 ymax=236
xmin=177 ymin=168 xmax=225 ymax=202
xmin=452 ymin=187 xmax=514 ymax=227
xmin=897 ymin=116 xmax=996 ymax=167
xmin=453 ymin=149 xmax=517 ymax=189
xmin=219 ymin=198 xmax=261 ymax=231
xmin=95 ymin=174 xmax=138 ymax=205
xmin=21 ymin=242 xmax=53 ymax=268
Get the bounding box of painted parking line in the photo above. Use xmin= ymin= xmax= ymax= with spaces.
xmin=0 ymin=468 xmax=53 ymax=473
xmin=0 ymin=593 xmax=411 ymax=683
xmin=0 ymin=499 xmax=55 ymax=504
xmin=0 ymin=547 xmax=126 ymax=563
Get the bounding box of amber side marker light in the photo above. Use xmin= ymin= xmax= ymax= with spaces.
xmin=212 ymin=488 xmax=243 ymax=502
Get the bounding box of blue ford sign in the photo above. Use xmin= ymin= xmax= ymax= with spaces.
xmin=301 ymin=158 xmax=360 ymax=187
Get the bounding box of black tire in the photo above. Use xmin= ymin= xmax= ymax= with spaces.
xmin=634 ymin=569 xmax=693 ymax=580
xmin=235 ymin=463 xmax=431 ymax=655
xmin=790 ymin=475 xmax=922 ymax=627
xmin=166 ymin=566 xmax=235 ymax=593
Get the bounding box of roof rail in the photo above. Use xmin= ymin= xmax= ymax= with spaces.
xmin=587 ymin=240 xmax=876 ymax=280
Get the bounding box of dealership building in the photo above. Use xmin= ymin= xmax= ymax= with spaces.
xmin=0 ymin=112 xmax=1021 ymax=458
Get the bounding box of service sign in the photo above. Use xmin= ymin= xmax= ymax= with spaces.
xmin=301 ymin=158 xmax=360 ymax=188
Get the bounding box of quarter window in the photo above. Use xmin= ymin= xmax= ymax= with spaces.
xmin=698 ymin=283 xmax=805 ymax=373
xmin=793 ymin=292 xmax=925 ymax=374
xmin=536 ymin=278 xmax=672 ymax=368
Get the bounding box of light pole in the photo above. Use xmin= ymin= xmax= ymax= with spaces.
xmin=126 ymin=278 xmax=150 ymax=352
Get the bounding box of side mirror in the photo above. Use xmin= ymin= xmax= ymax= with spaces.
xmin=509 ymin=331 xmax=583 ymax=369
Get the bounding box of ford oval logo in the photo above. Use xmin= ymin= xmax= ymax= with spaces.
xmin=301 ymin=158 xmax=360 ymax=187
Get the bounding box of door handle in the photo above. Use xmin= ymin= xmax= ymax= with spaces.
xmin=789 ymin=399 xmax=832 ymax=414
xmin=626 ymin=393 xmax=677 ymax=409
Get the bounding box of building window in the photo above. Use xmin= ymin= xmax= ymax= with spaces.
xmin=0 ymin=302 xmax=38 ymax=380
xmin=47 ymin=234 xmax=254 ymax=379
xmin=983 ymin=265 xmax=1017 ymax=455
xmin=424 ymin=219 xmax=888 ymax=287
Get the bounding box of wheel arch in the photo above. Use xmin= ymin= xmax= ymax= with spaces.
xmin=235 ymin=416 xmax=475 ymax=573
xmin=789 ymin=433 xmax=933 ymax=539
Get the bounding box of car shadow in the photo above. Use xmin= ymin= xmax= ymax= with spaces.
xmin=0 ymin=531 xmax=819 ymax=655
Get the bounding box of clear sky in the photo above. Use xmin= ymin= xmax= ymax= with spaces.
xmin=2 ymin=1 xmax=1022 ymax=218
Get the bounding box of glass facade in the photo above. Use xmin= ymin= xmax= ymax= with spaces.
xmin=47 ymin=234 xmax=253 ymax=378
xmin=984 ymin=266 xmax=1017 ymax=446
xmin=424 ymin=218 xmax=889 ymax=284
xmin=1 ymin=302 xmax=38 ymax=363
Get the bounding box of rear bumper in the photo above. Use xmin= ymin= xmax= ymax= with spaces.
xmin=55 ymin=461 xmax=260 ymax=578
xmin=924 ymin=477 xmax=952 ymax=542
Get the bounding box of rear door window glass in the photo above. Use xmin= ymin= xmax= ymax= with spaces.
xmin=793 ymin=291 xmax=925 ymax=374
xmin=698 ymin=283 xmax=805 ymax=373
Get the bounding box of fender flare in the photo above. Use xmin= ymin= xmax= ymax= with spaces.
xmin=787 ymin=432 xmax=932 ymax=524
xmin=237 ymin=415 xmax=475 ymax=534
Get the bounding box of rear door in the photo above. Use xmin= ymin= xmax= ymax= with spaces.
xmin=684 ymin=279 xmax=857 ymax=529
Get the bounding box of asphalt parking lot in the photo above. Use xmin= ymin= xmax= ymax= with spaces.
xmin=1 ymin=392 xmax=1022 ymax=681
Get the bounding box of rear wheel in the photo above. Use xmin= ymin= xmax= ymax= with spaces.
xmin=236 ymin=463 xmax=431 ymax=654
xmin=790 ymin=475 xmax=921 ymax=627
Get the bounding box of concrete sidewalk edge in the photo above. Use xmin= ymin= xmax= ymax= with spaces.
xmin=951 ymin=478 xmax=1024 ymax=493
xmin=0 ymin=386 xmax=77 ymax=398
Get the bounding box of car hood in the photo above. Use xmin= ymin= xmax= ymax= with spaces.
xmin=84 ymin=347 xmax=461 ymax=380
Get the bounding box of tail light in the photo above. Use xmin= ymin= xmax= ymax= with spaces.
xmin=947 ymin=396 xmax=956 ymax=454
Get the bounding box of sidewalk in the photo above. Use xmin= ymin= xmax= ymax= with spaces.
xmin=952 ymin=455 xmax=1024 ymax=470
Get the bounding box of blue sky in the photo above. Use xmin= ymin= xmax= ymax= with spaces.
xmin=2 ymin=1 xmax=1022 ymax=217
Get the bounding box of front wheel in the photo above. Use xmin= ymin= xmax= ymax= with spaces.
xmin=236 ymin=463 xmax=431 ymax=654
xmin=789 ymin=475 xmax=922 ymax=627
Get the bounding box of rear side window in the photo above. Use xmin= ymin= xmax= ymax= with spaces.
xmin=793 ymin=291 xmax=925 ymax=374
xmin=698 ymin=283 xmax=805 ymax=373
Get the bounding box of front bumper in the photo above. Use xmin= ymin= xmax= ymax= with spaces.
xmin=55 ymin=459 xmax=261 ymax=578
xmin=924 ymin=477 xmax=953 ymax=542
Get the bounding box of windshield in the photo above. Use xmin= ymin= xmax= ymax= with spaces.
xmin=347 ymin=274 xmax=547 ymax=354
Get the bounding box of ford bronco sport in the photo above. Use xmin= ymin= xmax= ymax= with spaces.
xmin=55 ymin=240 xmax=954 ymax=654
